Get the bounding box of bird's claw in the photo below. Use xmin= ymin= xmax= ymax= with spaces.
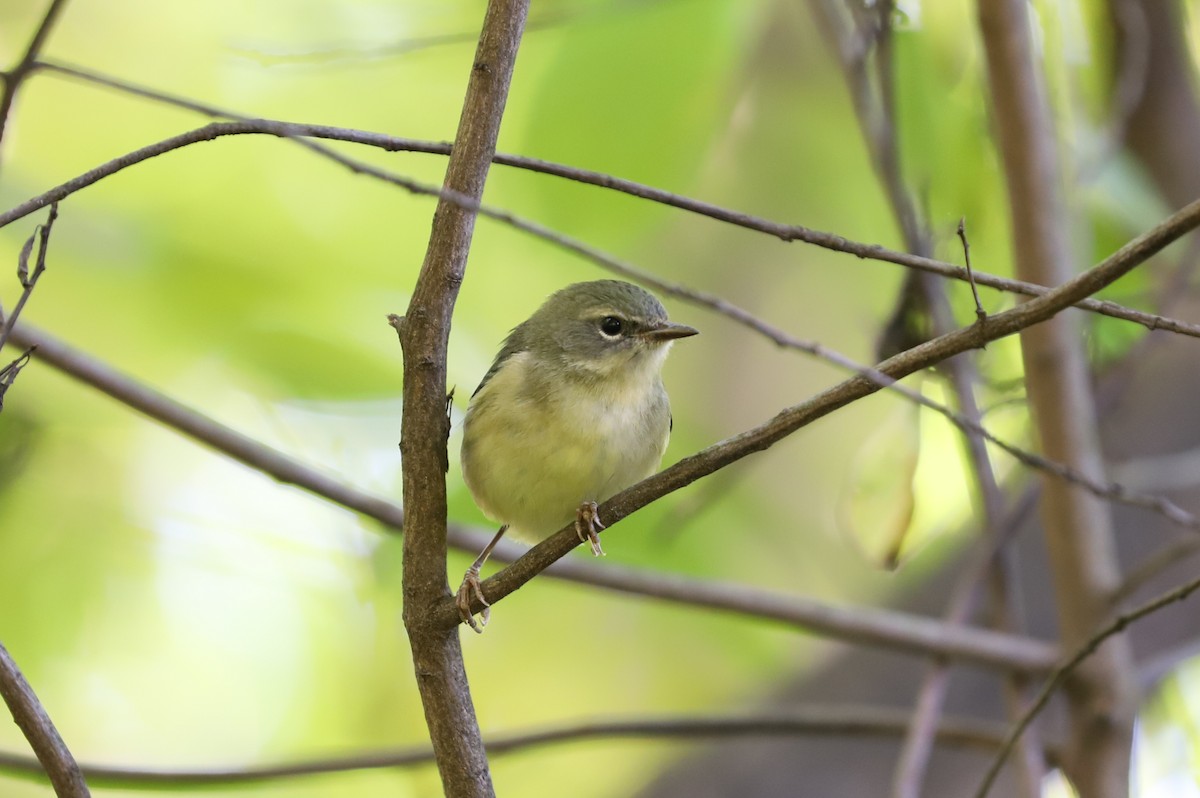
xmin=575 ymin=501 xmax=606 ymax=557
xmin=455 ymin=566 xmax=490 ymax=634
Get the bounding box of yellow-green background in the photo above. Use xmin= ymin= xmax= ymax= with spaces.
xmin=0 ymin=1 xmax=1196 ymax=795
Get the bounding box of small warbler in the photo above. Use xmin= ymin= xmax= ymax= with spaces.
xmin=456 ymin=279 xmax=698 ymax=631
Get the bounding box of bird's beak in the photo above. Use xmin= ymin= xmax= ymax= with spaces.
xmin=640 ymin=321 xmax=699 ymax=342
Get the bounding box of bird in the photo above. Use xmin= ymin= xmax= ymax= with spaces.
xmin=456 ymin=279 xmax=698 ymax=631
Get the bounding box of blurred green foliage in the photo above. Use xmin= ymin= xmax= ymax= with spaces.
xmin=0 ymin=0 xmax=1192 ymax=796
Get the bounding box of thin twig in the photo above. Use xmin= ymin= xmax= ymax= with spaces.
xmin=3 ymin=102 xmax=1198 ymax=342
xmin=1111 ymin=536 xmax=1200 ymax=605
xmin=5 ymin=319 xmax=1058 ymax=673
xmin=0 ymin=346 xmax=35 ymax=411
xmin=958 ymin=218 xmax=986 ymax=322
xmin=0 ymin=707 xmax=1044 ymax=788
xmin=3 ymin=204 xmax=1196 ymax=654
xmin=0 ymin=0 xmax=70 ymax=155
xmin=3 ymin=122 xmax=1192 ymax=543
xmin=0 ymin=203 xmax=57 ymax=353
xmin=0 ymin=111 xmax=1197 ymax=609
xmin=0 ymin=14 xmax=81 ymax=790
xmin=446 ymin=197 xmax=1200 ymax=628
xmin=974 ymin=571 xmax=1200 ymax=798
xmin=0 ymin=643 xmax=89 ymax=797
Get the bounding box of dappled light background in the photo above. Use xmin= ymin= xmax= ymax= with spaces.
xmin=2 ymin=1 xmax=1199 ymax=796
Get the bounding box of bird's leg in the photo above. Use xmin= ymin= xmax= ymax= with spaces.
xmin=456 ymin=525 xmax=508 ymax=633
xmin=575 ymin=501 xmax=606 ymax=557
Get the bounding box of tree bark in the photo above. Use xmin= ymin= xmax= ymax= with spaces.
xmin=397 ymin=2 xmax=529 ymax=796
xmin=976 ymin=2 xmax=1137 ymax=794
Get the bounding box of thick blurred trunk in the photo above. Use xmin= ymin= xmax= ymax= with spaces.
xmin=1114 ymin=0 xmax=1200 ymax=210
xmin=637 ymin=1 xmax=1200 ymax=795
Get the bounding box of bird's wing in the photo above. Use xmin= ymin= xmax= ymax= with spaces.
xmin=472 ymin=322 xmax=531 ymax=398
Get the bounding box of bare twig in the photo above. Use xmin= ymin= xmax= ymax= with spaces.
xmin=0 ymin=707 xmax=1044 ymax=789
xmin=0 ymin=193 xmax=76 ymax=798
xmin=538 ymin=556 xmax=1057 ymax=672
xmin=974 ymin=571 xmax=1200 ymax=798
xmin=4 ymin=124 xmax=1193 ymax=544
xmin=0 ymin=346 xmax=34 ymax=412
xmin=1111 ymin=536 xmax=1200 ymax=605
xmin=395 ymin=2 xmax=528 ymax=795
xmin=3 ymin=108 xmax=1198 ymax=342
xmin=0 ymin=203 xmax=57 ymax=353
xmin=4 ymin=320 xmax=1059 ymax=673
xmin=0 ymin=643 xmax=88 ymax=797
xmin=5 ymin=196 xmax=1194 ymax=658
xmin=446 ymin=197 xmax=1200 ymax=628
xmin=958 ymin=219 xmax=987 ymax=322
xmin=0 ymin=0 xmax=70 ymax=156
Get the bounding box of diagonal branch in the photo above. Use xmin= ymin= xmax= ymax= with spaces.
xmin=4 ymin=127 xmax=1194 ymax=540
xmin=0 ymin=203 xmax=82 ymax=797
xmin=5 ymin=201 xmax=1197 ymax=665
xmin=2 ymin=121 xmax=1198 ymax=539
xmin=443 ymin=198 xmax=1200 ymax=628
xmin=5 ymin=320 xmax=1058 ymax=673
xmin=0 ymin=643 xmax=88 ymax=797
xmin=974 ymin=569 xmax=1200 ymax=798
xmin=3 ymin=111 xmax=1198 ymax=341
xmin=0 ymin=706 xmax=1047 ymax=789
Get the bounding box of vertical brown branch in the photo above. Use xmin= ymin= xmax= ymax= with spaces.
xmin=978 ymin=1 xmax=1137 ymax=796
xmin=396 ymin=1 xmax=528 ymax=796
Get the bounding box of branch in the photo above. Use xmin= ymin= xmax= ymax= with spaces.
xmin=0 ymin=202 xmax=79 ymax=796
xmin=810 ymin=3 xmax=1042 ymax=791
xmin=1 ymin=168 xmax=1196 ymax=672
xmin=0 ymin=347 xmax=35 ymax=411
xmin=3 ymin=123 xmax=1198 ymax=538
xmin=443 ymin=197 xmax=1200 ymax=627
xmin=974 ymin=570 xmax=1200 ymax=798
xmin=0 ymin=707 xmax=1041 ymax=789
xmin=4 ymin=320 xmax=1059 ymax=673
xmin=0 ymin=203 xmax=57 ymax=353
xmin=4 ymin=104 xmax=1198 ymax=341
xmin=980 ymin=2 xmax=1138 ymax=795
xmin=0 ymin=643 xmax=88 ymax=797
xmin=1112 ymin=536 xmax=1200 ymax=605
xmin=7 ymin=199 xmax=1193 ymax=667
xmin=0 ymin=0 xmax=69 ymax=155
xmin=395 ymin=2 xmax=528 ymax=796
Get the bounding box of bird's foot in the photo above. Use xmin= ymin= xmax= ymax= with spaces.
xmin=455 ymin=565 xmax=490 ymax=634
xmin=575 ymin=501 xmax=606 ymax=557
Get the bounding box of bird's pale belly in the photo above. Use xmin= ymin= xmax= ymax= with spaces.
xmin=462 ymin=379 xmax=668 ymax=540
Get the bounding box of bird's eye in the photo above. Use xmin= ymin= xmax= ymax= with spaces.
xmin=599 ymin=316 xmax=624 ymax=337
